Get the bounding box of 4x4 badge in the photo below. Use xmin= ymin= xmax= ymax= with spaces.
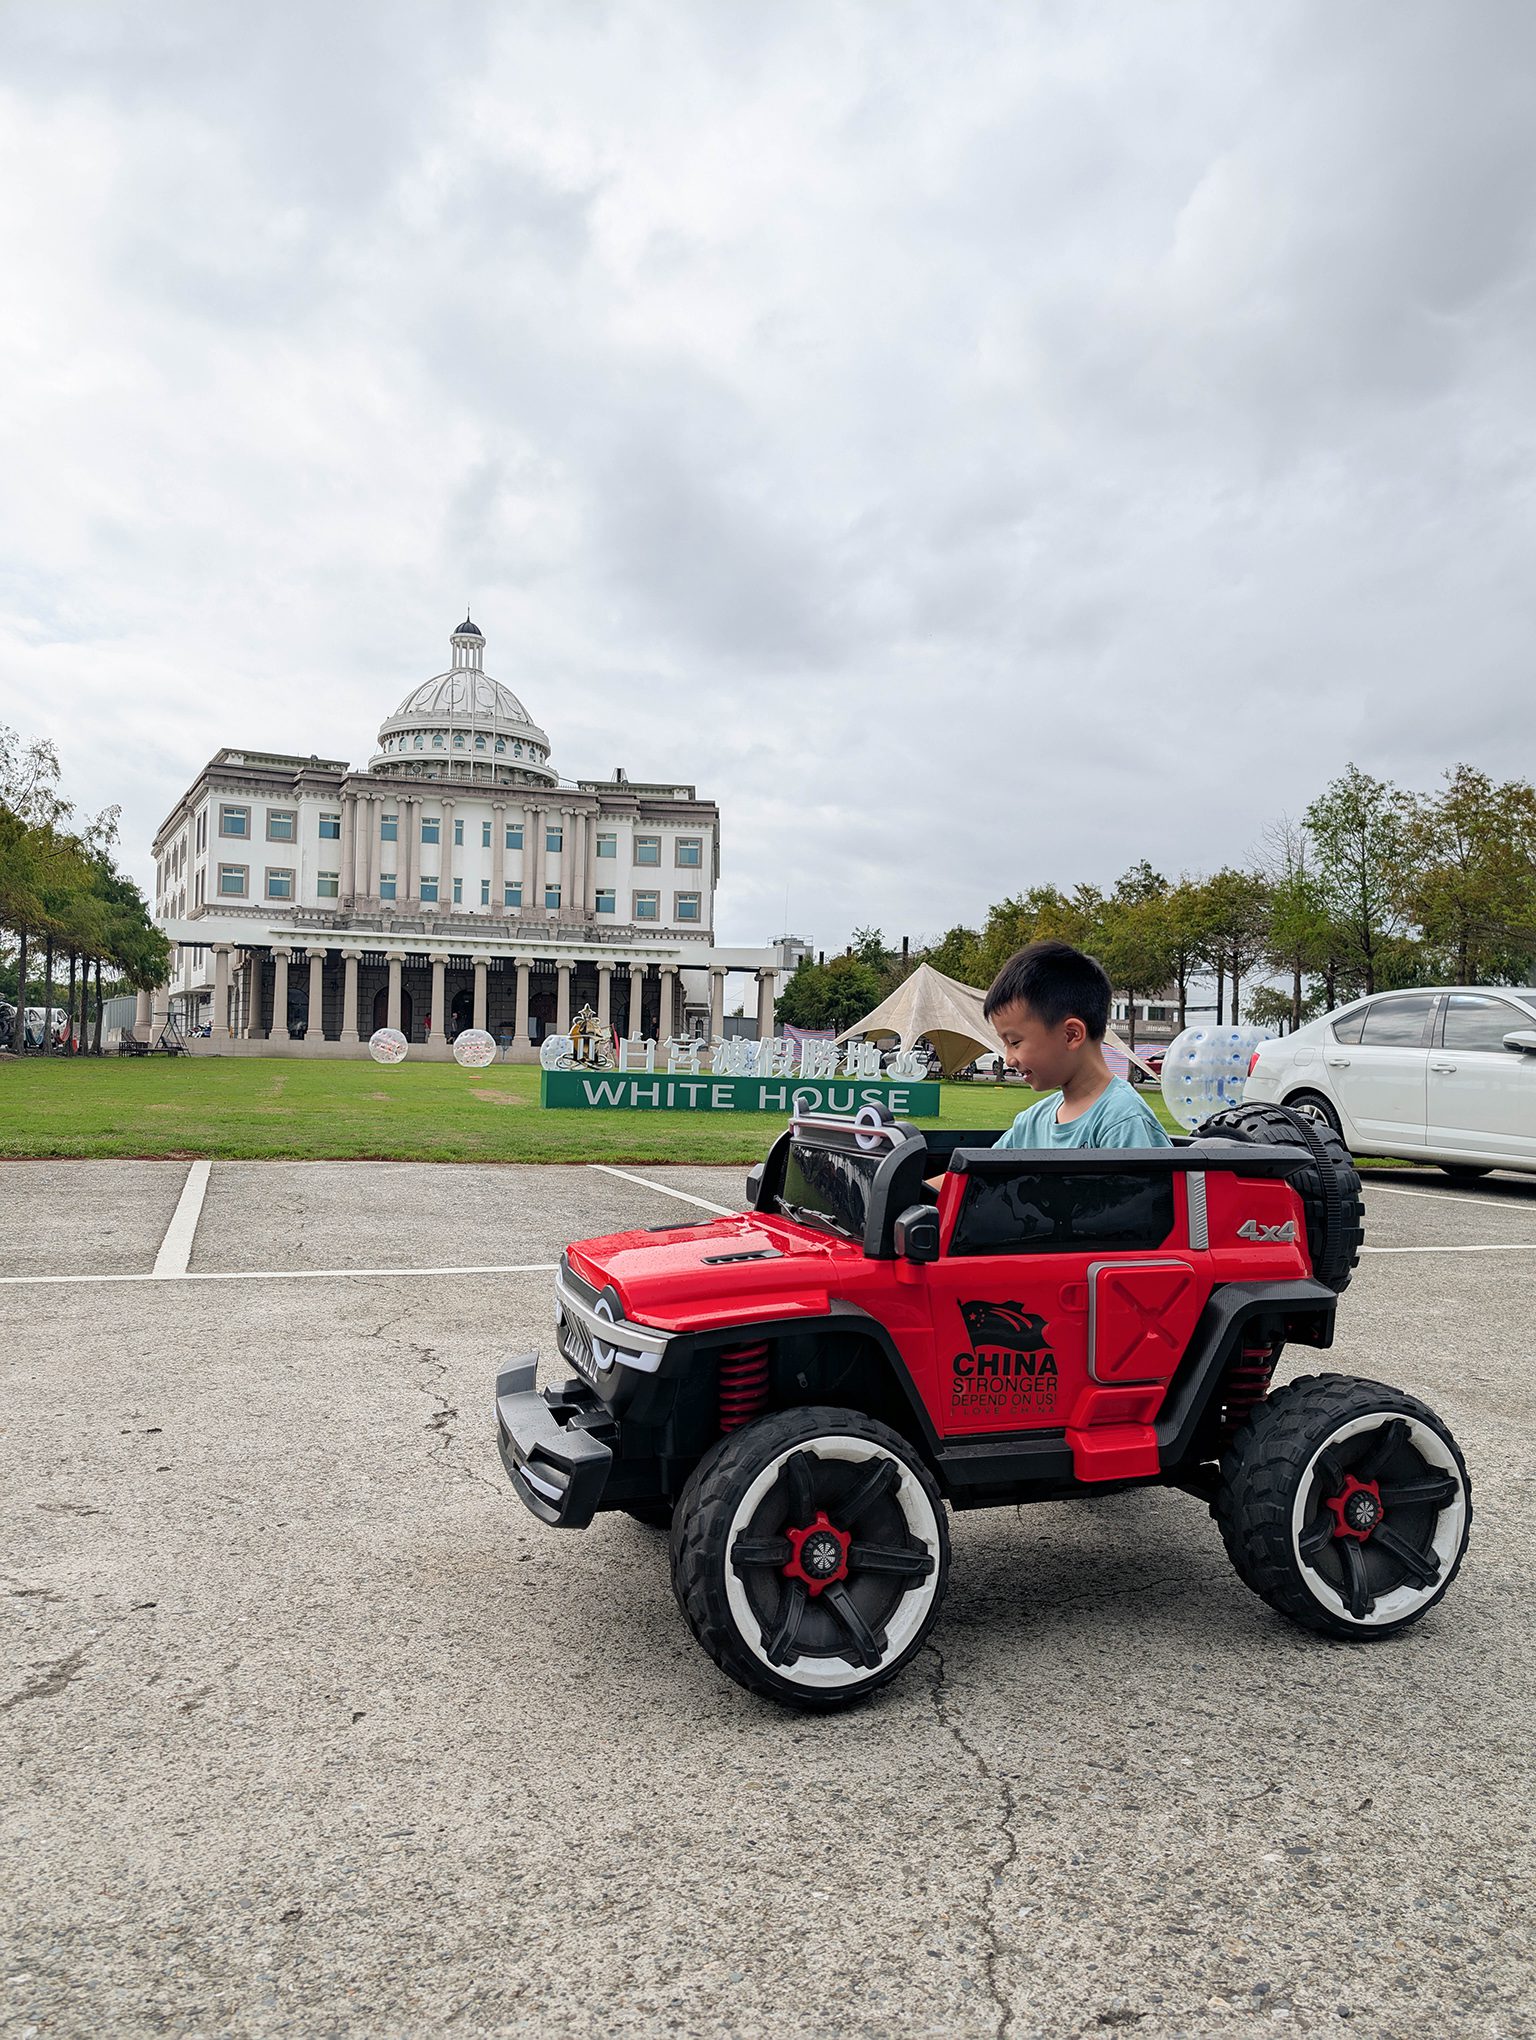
xmin=1236 ymin=1219 xmax=1298 ymax=1242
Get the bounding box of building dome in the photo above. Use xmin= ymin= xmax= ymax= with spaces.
xmin=369 ymin=620 xmax=558 ymax=786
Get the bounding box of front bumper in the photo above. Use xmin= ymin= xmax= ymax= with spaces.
xmin=495 ymin=1357 xmax=618 ymax=1528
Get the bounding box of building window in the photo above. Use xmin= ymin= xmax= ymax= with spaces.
xmin=414 ymin=734 xmax=424 ymax=750
xmin=596 ymin=831 xmax=617 ymax=858
xmin=266 ymin=810 xmax=297 ymax=842
xmin=420 ymin=877 xmax=439 ymax=903
xmin=545 ymin=883 xmax=562 ymax=910
xmin=546 ymin=824 xmax=563 ymax=853
xmin=675 ymin=837 xmax=702 ymax=867
xmin=380 ymin=873 xmax=397 ymax=901
xmin=495 ymin=738 xmax=505 ymax=754
xmin=634 ymin=890 xmax=660 ymax=920
xmin=422 ymin=816 xmax=440 ymax=844
xmin=452 ymin=877 xmax=463 ymax=904
xmin=432 ymin=733 xmax=444 ymax=749
xmin=474 ymin=734 xmax=486 ymax=751
xmin=453 ymin=731 xmax=465 ymax=748
xmin=219 ymin=805 xmax=249 ymax=838
xmin=452 ymin=817 xmax=464 ymax=846
xmin=195 ymin=871 xmax=205 ymax=906
xmin=480 ymin=879 xmax=490 ymax=905
xmin=218 ymin=864 xmax=246 ymax=897
xmin=635 ymin=835 xmax=661 ymax=865
xmin=381 ymin=813 xmax=398 ymax=841
xmin=265 ymin=869 xmax=294 ymax=901
xmin=317 ymin=872 xmax=339 ymax=898
xmin=319 ymin=812 xmax=341 ymax=840
xmin=595 ymin=887 xmax=616 ymax=915
xmin=481 ymin=819 xmax=492 ymax=848
xmin=505 ymin=823 xmax=523 ymax=850
xmin=504 ymin=882 xmax=522 ymax=908
xmin=675 ymin=891 xmax=701 ymax=921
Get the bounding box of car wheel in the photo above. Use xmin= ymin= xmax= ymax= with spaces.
xmin=1439 ymin=1164 xmax=1491 ymax=1183
xmin=1215 ymin=1374 xmax=1471 ymax=1640
xmin=671 ymin=1406 xmax=949 ymax=1710
xmin=1285 ymin=1089 xmax=1343 ymax=1138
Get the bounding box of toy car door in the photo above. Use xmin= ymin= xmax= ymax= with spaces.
xmin=928 ymin=1160 xmax=1184 ymax=1438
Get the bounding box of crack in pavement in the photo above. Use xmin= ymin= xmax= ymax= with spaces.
xmin=0 ymin=1641 xmax=94 ymax=1713
xmin=926 ymin=1639 xmax=1019 ymax=2040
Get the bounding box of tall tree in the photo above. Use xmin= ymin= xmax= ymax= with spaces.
xmin=1260 ymin=818 xmax=1332 ymax=1029
xmin=1202 ymin=867 xmax=1271 ymax=1025
xmin=1305 ymin=765 xmax=1417 ymax=996
xmin=1401 ymin=766 xmax=1536 ymax=985
xmin=1098 ymin=865 xmax=1172 ymax=1048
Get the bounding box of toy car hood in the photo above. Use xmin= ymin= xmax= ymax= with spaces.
xmin=566 ymin=1215 xmax=862 ymax=1333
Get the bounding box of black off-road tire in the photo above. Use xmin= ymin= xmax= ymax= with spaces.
xmin=1215 ymin=1373 xmax=1472 ymax=1640
xmin=1198 ymin=1099 xmax=1364 ymax=1292
xmin=670 ymin=1406 xmax=950 ymax=1711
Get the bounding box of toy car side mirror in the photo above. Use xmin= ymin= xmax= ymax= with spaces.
xmin=1503 ymin=1029 xmax=1536 ymax=1056
xmin=746 ymin=1163 xmax=765 ymax=1206
xmin=894 ymin=1204 xmax=942 ymax=1264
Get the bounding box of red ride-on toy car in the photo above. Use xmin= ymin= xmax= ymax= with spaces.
xmin=494 ymin=1103 xmax=1472 ymax=1709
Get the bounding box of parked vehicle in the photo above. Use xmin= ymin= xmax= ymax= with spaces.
xmin=1244 ymin=987 xmax=1536 ymax=1179
xmin=495 ymin=1100 xmax=1471 ymax=1708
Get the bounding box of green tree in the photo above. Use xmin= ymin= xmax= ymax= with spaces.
xmin=920 ymin=924 xmax=985 ymax=987
xmin=1202 ymin=867 xmax=1271 ymax=1025
xmin=1098 ymin=865 xmax=1173 ymax=1048
xmin=1305 ymin=765 xmax=1419 ymax=996
xmin=775 ymin=954 xmax=885 ymax=1032
xmin=1261 ymin=818 xmax=1332 ymax=1029
xmin=1401 ymin=766 xmax=1536 ymax=984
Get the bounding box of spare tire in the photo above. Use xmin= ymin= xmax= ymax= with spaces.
xmin=1197 ymin=1100 xmax=1365 ymax=1294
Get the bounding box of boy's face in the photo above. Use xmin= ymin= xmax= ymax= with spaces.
xmin=989 ymin=998 xmax=1087 ymax=1092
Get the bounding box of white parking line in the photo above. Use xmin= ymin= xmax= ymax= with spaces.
xmin=1360 ymin=1243 xmax=1536 ymax=1256
xmin=0 ymin=1263 xmax=559 ymax=1289
xmin=587 ymin=1163 xmax=736 ymax=1217
xmin=151 ymin=1159 xmax=212 ymax=1277
xmin=1365 ymin=1181 xmax=1536 ymax=1216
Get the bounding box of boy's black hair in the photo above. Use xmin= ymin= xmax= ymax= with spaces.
xmin=983 ymin=939 xmax=1112 ymax=1040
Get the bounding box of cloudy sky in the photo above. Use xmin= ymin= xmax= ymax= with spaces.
xmin=2 ymin=1 xmax=1533 ymax=950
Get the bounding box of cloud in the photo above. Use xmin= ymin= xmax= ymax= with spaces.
xmin=1 ymin=0 xmax=1534 ymax=952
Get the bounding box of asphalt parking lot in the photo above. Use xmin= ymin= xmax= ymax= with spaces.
xmin=3 ymin=1158 xmax=1534 ymax=2040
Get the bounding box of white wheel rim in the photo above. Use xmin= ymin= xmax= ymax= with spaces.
xmin=1289 ymin=1411 xmax=1467 ymax=1629
xmin=723 ymin=1436 xmax=941 ymax=1691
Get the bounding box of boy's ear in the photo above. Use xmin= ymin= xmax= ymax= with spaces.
xmin=1063 ymin=1017 xmax=1087 ymax=1050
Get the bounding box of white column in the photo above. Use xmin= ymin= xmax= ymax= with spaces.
xmin=441 ymin=799 xmax=455 ymax=905
xmin=308 ymin=950 xmax=325 ymax=1044
xmin=513 ymin=957 xmax=531 ymax=1045
xmin=339 ymin=793 xmax=356 ymax=900
xmin=473 ymin=958 xmax=488 ymax=1031
xmin=556 ymin=962 xmax=572 ymax=1032
xmin=429 ymin=953 xmax=447 ymax=1042
xmin=211 ymin=945 xmax=231 ymax=1044
xmin=246 ymin=953 xmax=267 ymax=1040
xmin=135 ymin=987 xmax=152 ymax=1030
xmin=756 ymin=968 xmax=776 ymax=1040
xmin=629 ymin=962 xmax=646 ymax=1038
xmin=493 ymin=802 xmax=506 ymax=911
xmin=596 ymin=963 xmax=613 ymax=1028
xmin=340 ymin=954 xmax=360 ymax=1044
xmin=358 ymin=795 xmax=374 ymax=899
xmin=709 ymin=967 xmax=726 ymax=1039
xmin=270 ymin=948 xmax=291 ymax=1044
xmin=401 ymin=798 xmax=416 ymax=903
xmin=659 ymin=965 xmax=678 ymax=1040
xmin=386 ymin=951 xmax=404 ymax=1033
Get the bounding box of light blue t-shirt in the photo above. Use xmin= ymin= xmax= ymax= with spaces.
xmin=995 ymin=1075 xmax=1172 ymax=1151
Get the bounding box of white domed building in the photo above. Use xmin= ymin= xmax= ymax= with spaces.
xmin=148 ymin=618 xmax=784 ymax=1056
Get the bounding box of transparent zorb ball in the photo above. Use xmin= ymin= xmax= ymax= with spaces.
xmin=1160 ymin=1024 xmax=1275 ymax=1132
xmin=452 ymin=1027 xmax=497 ymax=1068
xmin=368 ymin=1027 xmax=410 ymax=1065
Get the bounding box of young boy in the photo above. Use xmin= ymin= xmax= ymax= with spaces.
xmin=985 ymin=939 xmax=1171 ymax=1149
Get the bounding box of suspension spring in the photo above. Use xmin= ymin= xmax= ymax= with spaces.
xmin=718 ymin=1341 xmax=771 ymax=1433
xmin=1214 ymin=1341 xmax=1278 ymax=1453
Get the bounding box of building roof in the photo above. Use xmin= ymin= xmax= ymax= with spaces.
xmin=453 ymin=614 xmax=483 ymax=638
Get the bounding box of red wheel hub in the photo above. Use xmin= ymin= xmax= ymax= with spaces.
xmin=782 ymin=1511 xmax=850 ymax=1596
xmin=1325 ymin=1473 xmax=1385 ymax=1542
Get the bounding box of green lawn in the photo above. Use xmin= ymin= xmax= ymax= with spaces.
xmin=0 ymin=1056 xmax=1181 ymax=1163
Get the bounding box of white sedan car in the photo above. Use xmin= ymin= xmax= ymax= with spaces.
xmin=1244 ymin=985 xmax=1536 ymax=1180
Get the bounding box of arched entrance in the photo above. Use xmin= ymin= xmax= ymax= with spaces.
xmin=372 ymin=985 xmax=413 ymax=1036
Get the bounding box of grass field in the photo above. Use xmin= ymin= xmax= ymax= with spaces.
xmin=0 ymin=1055 xmax=1182 ymax=1163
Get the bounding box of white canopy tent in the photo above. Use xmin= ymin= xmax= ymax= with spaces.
xmin=835 ymin=960 xmax=1158 ymax=1082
